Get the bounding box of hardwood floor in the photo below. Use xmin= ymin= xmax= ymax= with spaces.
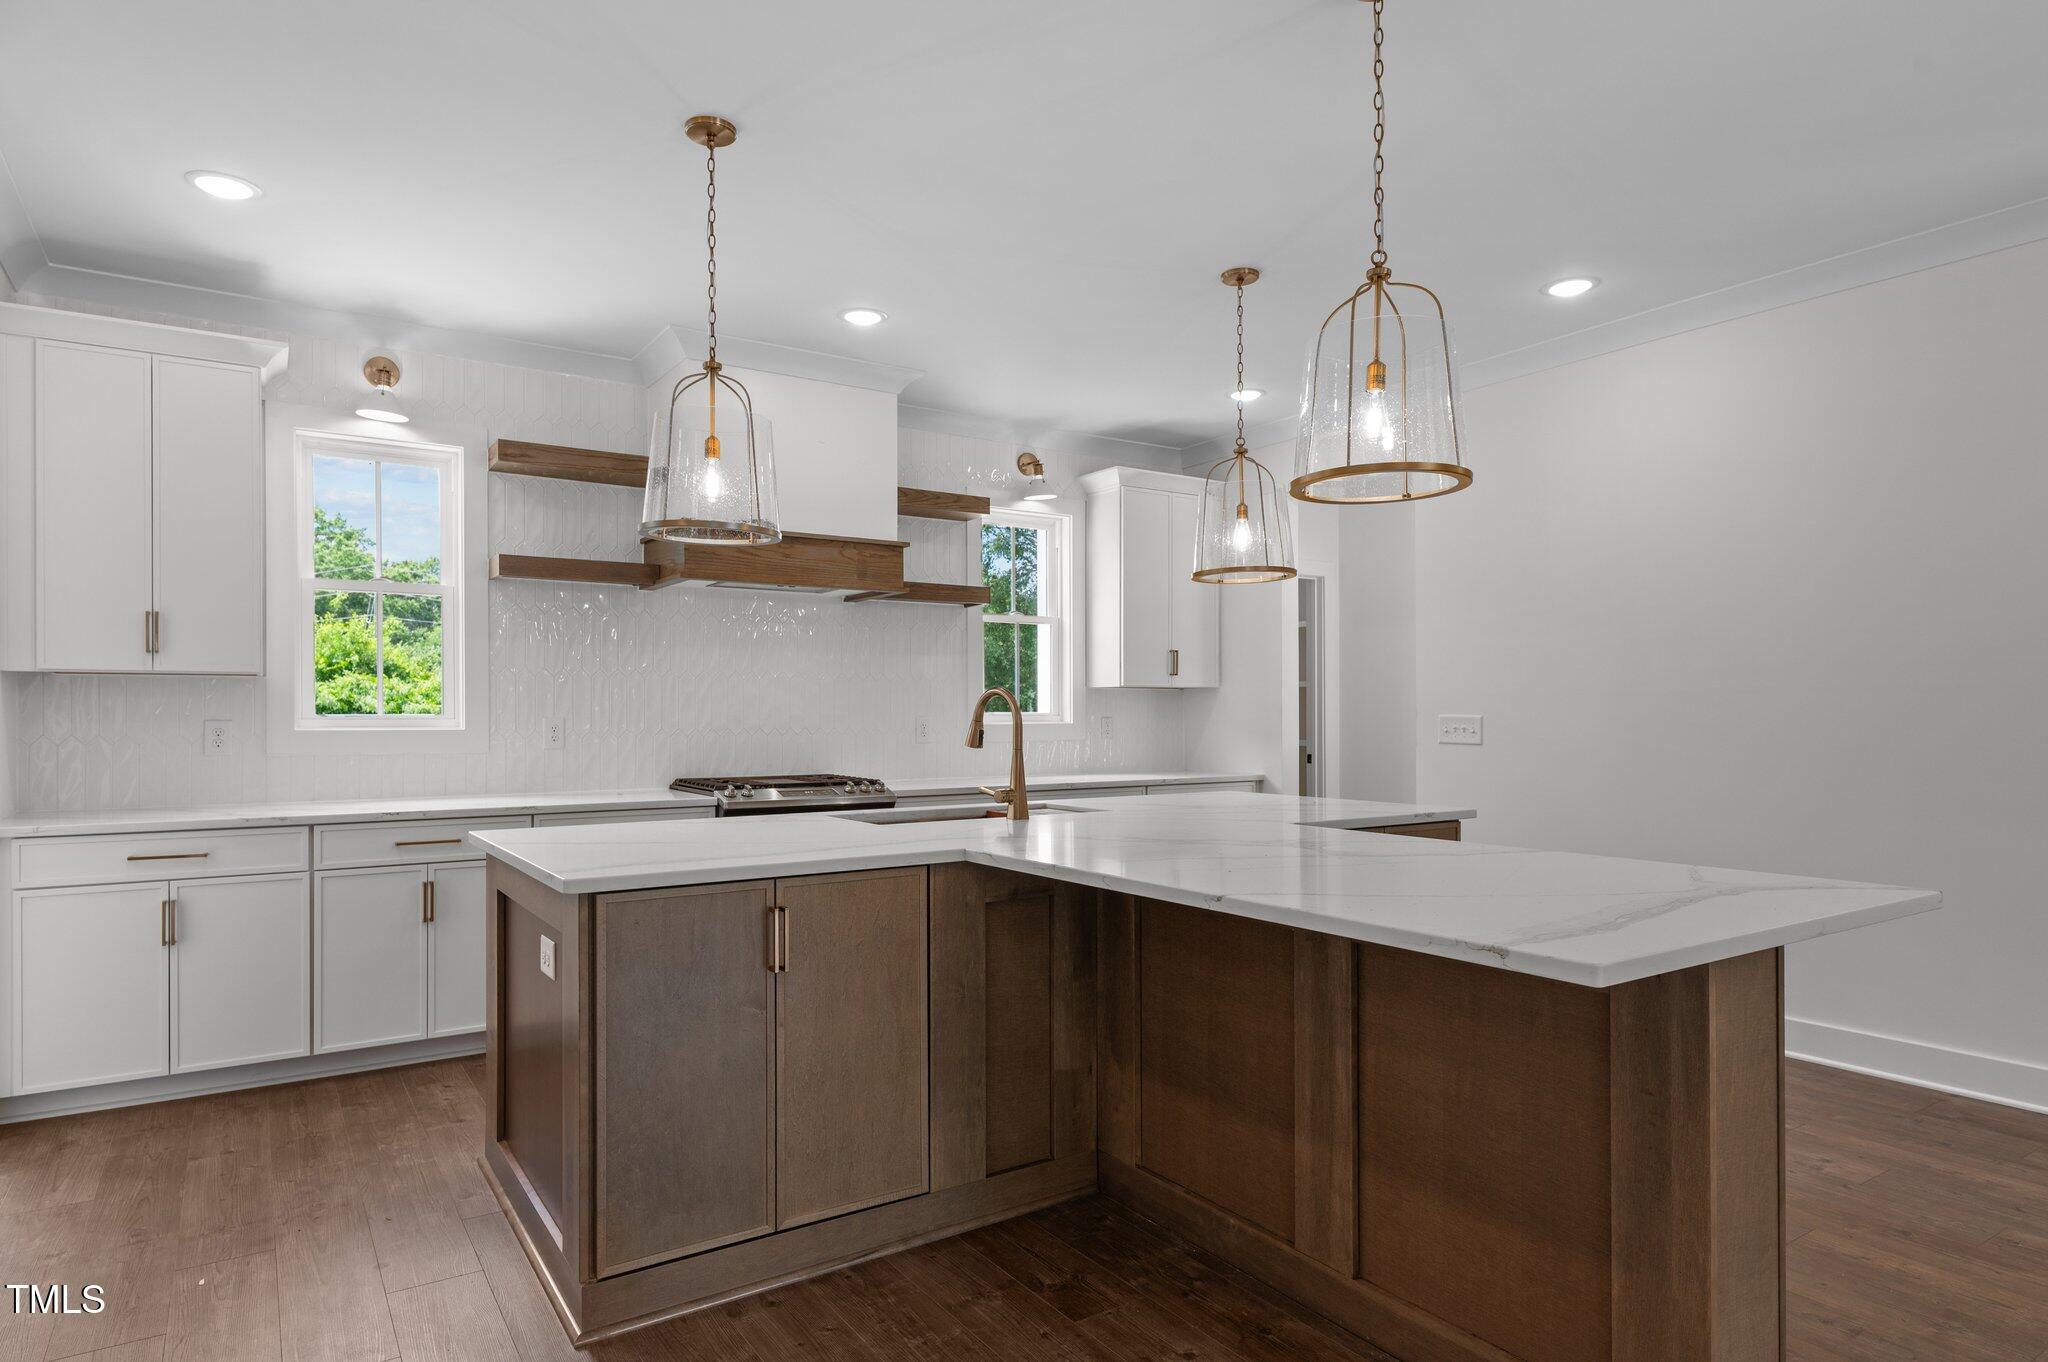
xmin=3 ymin=1055 xmax=2046 ymax=1361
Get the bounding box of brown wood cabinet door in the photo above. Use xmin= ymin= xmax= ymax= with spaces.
xmin=594 ymin=881 xmax=776 ymax=1276
xmin=774 ymin=867 xmax=931 ymax=1229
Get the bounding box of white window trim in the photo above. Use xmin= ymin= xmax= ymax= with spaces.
xmin=976 ymin=503 xmax=1074 ymax=730
xmin=263 ymin=404 xmax=488 ymax=756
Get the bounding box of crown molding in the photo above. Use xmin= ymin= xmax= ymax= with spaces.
xmin=897 ymin=402 xmax=1187 ymax=469
xmin=633 ymin=324 xmax=924 ymax=394
xmin=15 ymin=263 xmax=645 ymax=385
xmin=1464 ymin=193 xmax=2048 ymax=390
xmin=1176 ymin=412 xmax=1298 ymax=472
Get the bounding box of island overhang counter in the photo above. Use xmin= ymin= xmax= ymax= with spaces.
xmin=469 ymin=792 xmax=1939 ymax=1360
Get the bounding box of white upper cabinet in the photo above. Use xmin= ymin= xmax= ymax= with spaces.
xmin=0 ymin=303 xmax=283 ymax=674
xmin=1081 ymin=466 xmax=1221 ymax=688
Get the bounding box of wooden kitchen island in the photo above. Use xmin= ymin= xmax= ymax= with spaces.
xmin=470 ymin=793 xmax=1939 ymax=1361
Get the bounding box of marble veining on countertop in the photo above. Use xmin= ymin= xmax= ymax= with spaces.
xmin=470 ymin=791 xmax=1937 ymax=988
xmin=0 ymin=772 xmax=1262 ymax=838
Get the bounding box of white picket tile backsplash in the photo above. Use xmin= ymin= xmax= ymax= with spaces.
xmin=8 ymin=327 xmax=1183 ymax=811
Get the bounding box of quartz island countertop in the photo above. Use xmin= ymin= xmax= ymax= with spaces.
xmin=470 ymin=790 xmax=1938 ymax=987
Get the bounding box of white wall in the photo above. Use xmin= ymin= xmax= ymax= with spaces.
xmin=1415 ymin=237 xmax=2048 ymax=1109
xmin=7 ymin=306 xmax=1189 ymax=810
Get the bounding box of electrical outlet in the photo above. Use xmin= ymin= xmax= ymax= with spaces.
xmin=1438 ymin=714 xmax=1483 ymax=745
xmin=539 ymin=934 xmax=556 ymax=980
xmin=914 ymin=716 xmax=933 ymax=744
xmin=202 ymin=720 xmax=231 ymax=756
xmin=1097 ymin=713 xmax=1114 ymax=741
xmin=543 ymin=716 xmax=565 ymax=750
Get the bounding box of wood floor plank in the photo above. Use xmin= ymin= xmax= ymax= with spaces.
xmin=165 ymin=1251 xmax=282 ymax=1362
xmin=460 ymin=1211 xmax=579 ymax=1362
xmin=275 ymin=1185 xmax=396 ymax=1362
xmin=386 ymin=1272 xmax=515 ymax=1362
xmin=353 ymin=1140 xmax=480 ymax=1295
xmin=69 ymin=1341 xmax=166 ymax=1362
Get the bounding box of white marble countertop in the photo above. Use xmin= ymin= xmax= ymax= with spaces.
xmin=471 ymin=791 xmax=1937 ymax=989
xmin=0 ymin=772 xmax=1261 ymax=838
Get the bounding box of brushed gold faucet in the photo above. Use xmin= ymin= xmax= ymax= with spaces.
xmin=965 ymin=687 xmax=1030 ymax=821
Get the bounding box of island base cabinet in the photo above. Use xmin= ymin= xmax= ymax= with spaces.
xmin=483 ymin=859 xmax=1098 ymax=1346
xmin=1096 ymin=894 xmax=1785 ymax=1362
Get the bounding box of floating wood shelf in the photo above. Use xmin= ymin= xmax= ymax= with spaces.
xmin=897 ymin=487 xmax=990 ymax=521
xmin=845 ymin=582 xmax=991 ymax=608
xmin=489 ymin=440 xmax=648 ymax=488
xmin=643 ymin=531 xmax=906 ymax=594
xmin=491 ymin=554 xmax=661 ymax=588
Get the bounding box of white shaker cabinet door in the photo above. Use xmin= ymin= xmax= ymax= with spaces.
xmin=1119 ymin=486 xmax=1175 ymax=687
xmin=427 ymin=861 xmax=486 ymax=1038
xmin=170 ymin=872 xmax=311 ymax=1074
xmin=152 ymin=357 xmax=262 ymax=674
xmin=1167 ymin=490 xmax=1220 ymax=688
xmin=315 ymin=866 xmax=428 ymax=1053
xmin=35 ymin=340 xmax=154 ymax=672
xmin=13 ymin=882 xmax=171 ymax=1093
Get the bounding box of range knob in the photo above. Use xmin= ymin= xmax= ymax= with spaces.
xmin=736 ymin=784 xmax=755 ymax=798
xmin=718 ymin=784 xmax=737 ymax=799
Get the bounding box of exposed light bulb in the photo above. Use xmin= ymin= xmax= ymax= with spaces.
xmin=1360 ymin=388 xmax=1396 ymax=452
xmin=1231 ymin=388 xmax=1264 ymax=403
xmin=701 ymin=456 xmax=724 ymax=499
xmin=1230 ymin=511 xmax=1252 ymax=552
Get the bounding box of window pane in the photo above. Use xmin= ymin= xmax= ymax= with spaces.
xmin=982 ymin=622 xmax=1016 ymax=703
xmin=981 ymin=524 xmax=1012 ymax=614
xmin=311 ymin=455 xmax=378 ymax=579
xmin=381 ymin=463 xmax=442 ymax=584
xmin=1015 ymin=622 xmax=1040 ymax=713
xmin=1012 ymin=526 xmax=1040 ymax=616
xmin=382 ymin=594 xmax=445 ymax=715
xmin=312 ymin=590 xmax=377 ymax=714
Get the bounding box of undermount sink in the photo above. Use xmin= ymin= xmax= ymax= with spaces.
xmin=833 ymin=802 xmax=1096 ymax=825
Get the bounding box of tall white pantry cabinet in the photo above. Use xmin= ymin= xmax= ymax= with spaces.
xmin=0 ymin=302 xmax=285 ymax=674
xmin=1080 ymin=466 xmax=1221 ymax=688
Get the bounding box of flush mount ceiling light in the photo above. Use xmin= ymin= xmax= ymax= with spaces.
xmin=354 ymin=356 xmax=409 ymax=423
xmin=1194 ymin=267 xmax=1294 ymax=585
xmin=839 ymin=307 xmax=887 ymax=327
xmin=1230 ymin=387 xmax=1264 ymax=402
xmin=184 ymin=170 xmax=261 ymax=201
xmin=1293 ymin=0 xmax=1472 ymax=506
xmin=1545 ymin=276 xmax=1598 ymax=298
xmin=1016 ymin=451 xmax=1058 ymax=501
xmin=641 ymin=116 xmax=781 ymax=546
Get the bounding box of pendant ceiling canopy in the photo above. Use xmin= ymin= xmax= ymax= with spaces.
xmin=641 ymin=115 xmax=781 ymax=546
xmin=1292 ymin=0 xmax=1472 ymax=506
xmin=1194 ymin=267 xmax=1295 ymax=585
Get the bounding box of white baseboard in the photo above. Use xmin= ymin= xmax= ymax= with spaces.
xmin=0 ymin=1034 xmax=485 ymax=1124
xmin=1786 ymin=1016 xmax=2048 ymax=1116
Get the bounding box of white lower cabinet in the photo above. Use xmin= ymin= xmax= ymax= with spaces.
xmin=315 ymin=859 xmax=484 ymax=1053
xmin=12 ymin=882 xmax=173 ymax=1094
xmin=171 ymin=873 xmax=311 ymax=1074
xmin=427 ymin=861 xmax=486 ymax=1038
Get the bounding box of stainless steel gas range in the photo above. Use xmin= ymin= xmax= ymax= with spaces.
xmin=668 ymin=773 xmax=897 ymax=816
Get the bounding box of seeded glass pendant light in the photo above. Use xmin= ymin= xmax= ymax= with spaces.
xmin=641 ymin=116 xmax=781 ymax=545
xmin=1194 ymin=268 xmax=1295 ymax=585
xmin=1292 ymin=0 xmax=1472 ymax=505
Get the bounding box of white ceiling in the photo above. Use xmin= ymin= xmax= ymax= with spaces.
xmin=4 ymin=0 xmax=2047 ymax=447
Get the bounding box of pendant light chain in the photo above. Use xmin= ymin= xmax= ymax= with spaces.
xmin=704 ymin=136 xmax=720 ymax=362
xmin=1370 ymin=0 xmax=1388 ymax=270
xmin=1233 ymin=283 xmax=1248 ymax=452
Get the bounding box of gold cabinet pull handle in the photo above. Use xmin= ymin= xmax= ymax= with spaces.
xmin=395 ymin=837 xmax=465 ymax=848
xmin=128 ymin=851 xmax=209 ymax=862
xmin=1169 ymin=648 xmax=1180 ymax=677
xmin=161 ymin=898 xmax=170 ymax=946
xmin=766 ymin=905 xmax=789 ymax=973
xmin=152 ymin=610 xmax=161 ymax=654
xmin=162 ymin=897 xmax=177 ymax=947
xmin=422 ymin=879 xmax=434 ymax=924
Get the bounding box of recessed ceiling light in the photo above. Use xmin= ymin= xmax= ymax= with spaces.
xmin=185 ymin=170 xmax=261 ymax=201
xmin=1230 ymin=388 xmax=1264 ymax=402
xmin=839 ymin=308 xmax=887 ymax=327
xmin=1544 ymin=276 xmax=1597 ymax=298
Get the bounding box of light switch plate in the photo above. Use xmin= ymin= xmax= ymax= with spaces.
xmin=1438 ymin=714 xmax=1483 ymax=745
xmin=539 ymin=934 xmax=556 ymax=980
